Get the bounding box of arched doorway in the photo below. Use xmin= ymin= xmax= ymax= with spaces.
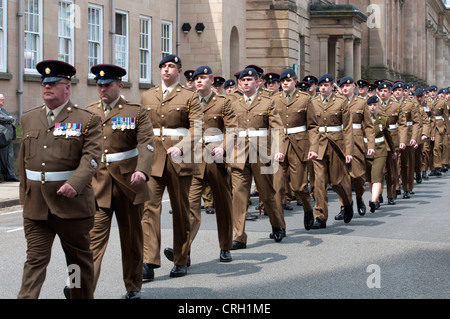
xmin=229 ymin=26 xmax=240 ymax=77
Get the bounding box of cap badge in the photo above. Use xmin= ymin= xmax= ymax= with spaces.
xmin=45 ymin=68 xmax=51 ymax=75
xmin=100 ymin=70 xmax=105 ymax=77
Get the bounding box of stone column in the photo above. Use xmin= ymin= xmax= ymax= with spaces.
xmin=318 ymin=35 xmax=329 ymax=75
xmin=354 ymin=38 xmax=362 ymax=80
xmin=435 ymin=33 xmax=445 ymax=87
xmin=343 ymin=35 xmax=354 ymax=78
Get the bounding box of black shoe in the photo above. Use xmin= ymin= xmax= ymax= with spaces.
xmin=356 ymin=197 xmax=366 ymax=216
xmin=375 ymin=201 xmax=380 ymax=210
xmin=304 ymin=210 xmax=314 ymax=230
xmin=416 ymin=172 xmax=422 ymax=184
xmin=422 ymin=170 xmax=428 ymax=180
xmin=269 ymin=228 xmax=286 ymax=239
xmin=297 ymin=199 xmax=303 ymax=206
xmin=403 ymin=191 xmax=410 ymax=199
xmin=231 ymin=240 xmax=246 ymax=250
xmin=169 ymin=265 xmax=187 ymax=277
xmin=245 ymin=213 xmax=258 ymax=220
xmin=250 ymin=191 xmax=259 ymax=197
xmin=143 ymin=263 xmax=155 ymax=281
xmin=387 ymin=198 xmax=396 ymax=205
xmin=334 ymin=209 xmax=344 ymax=220
xmin=63 ymin=286 xmax=70 ymax=299
xmin=369 ymin=200 xmax=376 ymax=213
xmin=270 ymin=226 xmax=284 ymax=242
xmin=164 ymin=247 xmax=190 ymax=267
xmin=429 ymin=169 xmax=436 ymax=176
xmin=396 ymin=190 xmax=401 ymax=196
xmin=283 ymin=203 xmax=293 ymax=210
xmin=205 ymin=206 xmax=215 ymax=214
xmin=219 ymin=250 xmax=232 ymax=262
xmin=311 ymin=217 xmax=326 ymax=229
xmin=126 ymin=291 xmax=141 ymax=299
xmin=378 ymin=194 xmax=384 ymax=203
xmin=343 ymin=204 xmax=354 ymax=223
xmin=436 ymin=168 xmax=442 ymax=176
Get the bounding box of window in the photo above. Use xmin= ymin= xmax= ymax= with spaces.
xmin=58 ymin=0 xmax=74 ymax=64
xmin=24 ymin=0 xmax=42 ymax=73
xmin=115 ymin=11 xmax=128 ymax=81
xmin=88 ymin=5 xmax=103 ymax=75
xmin=161 ymin=21 xmax=172 ymax=58
xmin=139 ymin=16 xmax=151 ymax=83
xmin=0 ymin=0 xmax=6 ymax=72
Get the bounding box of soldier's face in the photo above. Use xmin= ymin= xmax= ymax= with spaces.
xmin=393 ymin=89 xmax=403 ymax=100
xmin=195 ymin=74 xmax=212 ymax=93
xmin=359 ymin=86 xmax=369 ymax=96
xmin=319 ymin=83 xmax=332 ymax=97
xmin=340 ymin=83 xmax=354 ymax=97
xmin=97 ymin=81 xmax=123 ymax=104
xmin=212 ymin=85 xmax=224 ymax=94
xmin=41 ymin=80 xmax=70 ymax=107
xmin=266 ymin=81 xmax=280 ymax=92
xmin=240 ymin=76 xmax=258 ymax=96
xmin=281 ymin=78 xmax=296 ymax=94
xmin=185 ymin=80 xmax=195 ymax=89
xmin=446 ymin=93 xmax=450 ymax=101
xmin=429 ymin=91 xmax=437 ymax=99
xmin=160 ymin=62 xmax=182 ymax=85
xmin=225 ymin=85 xmax=236 ymax=94
xmin=368 ymin=103 xmax=379 ymax=114
xmin=379 ymin=88 xmax=391 ymax=101
xmin=416 ymin=96 xmax=424 ymax=104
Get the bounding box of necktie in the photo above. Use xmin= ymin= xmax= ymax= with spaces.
xmin=163 ymin=89 xmax=169 ymax=99
xmin=246 ymin=98 xmax=252 ymax=107
xmin=104 ymin=104 xmax=112 ymax=116
xmin=47 ymin=111 xmax=55 ymax=125
xmin=323 ymin=98 xmax=328 ymax=106
xmin=201 ymin=98 xmax=207 ymax=108
xmin=286 ymin=94 xmax=290 ymax=103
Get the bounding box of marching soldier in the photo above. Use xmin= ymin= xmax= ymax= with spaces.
xmin=224 ymin=79 xmax=237 ymax=95
xmin=187 ymin=66 xmax=237 ymax=262
xmin=309 ymin=74 xmax=354 ymax=229
xmin=428 ymin=85 xmax=449 ymax=176
xmin=378 ymin=82 xmax=403 ymax=205
xmin=87 ymin=64 xmax=155 ymax=299
xmin=336 ymin=77 xmax=375 ymax=217
xmin=18 ymin=60 xmax=102 ymax=299
xmin=414 ymin=88 xmax=431 ymax=183
xmin=184 ymin=69 xmax=196 ymax=90
xmin=272 ymin=69 xmax=318 ymax=232
xmin=357 ymin=79 xmax=370 ymax=99
xmin=393 ymin=82 xmax=421 ymax=198
xmin=141 ymin=54 xmax=203 ymax=279
xmin=445 ymin=88 xmax=450 ymax=170
xmin=246 ymin=64 xmax=273 ymax=97
xmin=230 ymin=67 xmax=286 ymax=248
xmin=212 ymin=76 xmax=226 ymax=95
xmin=264 ymin=72 xmax=281 ymax=93
xmin=302 ymin=75 xmax=318 ymax=98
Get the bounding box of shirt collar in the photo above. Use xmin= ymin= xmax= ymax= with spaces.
xmin=46 ymin=100 xmax=69 ymax=118
xmin=101 ymin=96 xmax=121 ymax=110
xmin=162 ymin=82 xmax=179 ymax=95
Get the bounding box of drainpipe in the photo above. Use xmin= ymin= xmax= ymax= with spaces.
xmin=17 ymin=0 xmax=24 ymax=120
xmin=111 ymin=0 xmax=115 ymax=63
xmin=176 ymin=0 xmax=180 ymax=55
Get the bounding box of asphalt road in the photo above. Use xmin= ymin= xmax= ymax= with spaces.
xmin=1 ymin=174 xmax=449 ymax=302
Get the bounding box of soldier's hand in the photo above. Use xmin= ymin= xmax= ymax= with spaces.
xmin=392 ymin=152 xmax=398 ymax=160
xmin=367 ymin=149 xmax=375 ymax=156
xmin=308 ymin=151 xmax=318 ymax=160
xmin=211 ymin=147 xmax=224 ymax=159
xmin=274 ymin=153 xmax=285 ymax=162
xmin=400 ymin=143 xmax=406 ymax=150
xmin=345 ymin=155 xmax=353 ymax=163
xmin=431 ymin=136 xmax=435 ymax=141
xmin=421 ymin=135 xmax=427 ymax=141
xmin=167 ymin=146 xmax=182 ymax=158
xmin=131 ymin=171 xmax=146 ymax=185
xmin=57 ymin=183 xmax=78 ymax=198
xmin=410 ymin=139 xmax=417 ymax=147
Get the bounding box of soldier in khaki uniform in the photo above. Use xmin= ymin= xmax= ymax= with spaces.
xmin=393 ymin=82 xmax=421 ymax=198
xmin=445 ymin=89 xmax=450 ymax=170
xmin=414 ymin=88 xmax=431 ymax=183
xmin=187 ymin=66 xmax=238 ymax=262
xmin=141 ymin=55 xmax=203 ymax=279
xmin=18 ymin=61 xmax=102 ymax=299
xmin=230 ymin=67 xmax=286 ymax=248
xmin=378 ymin=82 xmax=403 ymax=205
xmin=309 ymin=74 xmax=354 ymax=229
xmin=365 ymin=95 xmax=397 ymax=212
xmin=336 ymin=77 xmax=375 ymax=217
xmin=87 ymin=64 xmax=155 ymax=299
xmin=428 ymin=85 xmax=449 ymax=176
xmin=272 ymin=69 xmax=318 ymax=232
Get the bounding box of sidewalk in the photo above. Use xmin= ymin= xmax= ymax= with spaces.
xmin=0 ymin=180 xmax=20 ymax=208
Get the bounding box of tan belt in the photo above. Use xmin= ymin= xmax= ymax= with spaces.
xmin=26 ymin=169 xmax=74 ymax=184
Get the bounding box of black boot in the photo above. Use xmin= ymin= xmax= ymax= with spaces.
xmin=304 ymin=210 xmax=314 ymax=230
xmin=343 ymin=203 xmax=354 ymax=223
xmin=271 ymin=226 xmax=283 ymax=242
xmin=422 ymin=170 xmax=429 ymax=180
xmin=416 ymin=172 xmax=422 ymax=184
xmin=356 ymin=197 xmax=366 ymax=216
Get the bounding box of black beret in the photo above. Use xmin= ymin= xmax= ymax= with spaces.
xmin=367 ymin=95 xmax=380 ymax=104
xmin=159 ymin=54 xmax=182 ymax=68
xmin=192 ymin=66 xmax=213 ymax=80
xmin=91 ymin=64 xmax=126 ymax=84
xmin=36 ymin=60 xmax=76 ymax=84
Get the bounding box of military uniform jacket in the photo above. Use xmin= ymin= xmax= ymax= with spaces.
xmin=429 ymin=98 xmax=449 ymax=138
xmin=348 ymin=95 xmax=375 ymax=152
xmin=230 ymin=94 xmax=286 ymax=171
xmin=398 ymin=99 xmax=421 ymax=145
xmin=378 ymin=98 xmax=402 ymax=152
xmin=309 ymin=93 xmax=354 ymax=160
xmin=19 ymin=101 xmax=102 ymax=220
xmin=194 ymin=92 xmax=238 ymax=179
xmin=417 ymin=101 xmax=431 ymax=143
xmin=140 ymin=84 xmax=203 ymax=177
xmin=272 ymin=89 xmax=318 ymax=161
xmin=86 ymin=97 xmax=154 ymax=208
xmin=365 ymin=113 xmax=395 ymax=159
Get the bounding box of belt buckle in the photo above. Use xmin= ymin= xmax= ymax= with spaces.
xmin=102 ymin=153 xmax=108 ymax=163
xmin=41 ymin=171 xmax=46 ymax=184
xmin=160 ymin=127 xmax=164 ymax=136
xmin=284 ymin=128 xmax=288 ymax=135
xmin=324 ymin=126 xmax=327 ymax=133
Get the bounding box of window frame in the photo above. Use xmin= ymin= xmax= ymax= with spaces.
xmin=114 ymin=10 xmax=129 ymax=82
xmin=139 ymin=15 xmax=152 ymax=83
xmin=0 ymin=0 xmax=7 ymax=73
xmin=58 ymin=0 xmax=75 ymax=65
xmin=24 ymin=0 xmax=43 ymax=74
xmin=88 ymin=4 xmax=103 ymax=78
xmin=161 ymin=20 xmax=173 ymax=58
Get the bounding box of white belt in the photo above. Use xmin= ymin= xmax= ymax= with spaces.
xmin=153 ymin=128 xmax=188 ymax=137
xmin=364 ymin=137 xmax=385 ymax=144
xmin=389 ymin=124 xmax=398 ymax=130
xmin=238 ymin=129 xmax=269 ymax=138
xmin=435 ymin=116 xmax=443 ymax=120
xmin=318 ymin=125 xmax=342 ymax=133
xmin=406 ymin=121 xmax=413 ymax=127
xmin=26 ymin=169 xmax=74 ymax=183
xmin=102 ymin=148 xmax=138 ymax=163
xmin=284 ymin=125 xmax=306 ymax=135
xmin=352 ymin=123 xmax=362 ymax=129
xmin=203 ymin=134 xmax=224 ymax=144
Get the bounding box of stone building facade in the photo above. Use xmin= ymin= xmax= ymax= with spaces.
xmin=0 ymin=0 xmax=449 ymax=120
